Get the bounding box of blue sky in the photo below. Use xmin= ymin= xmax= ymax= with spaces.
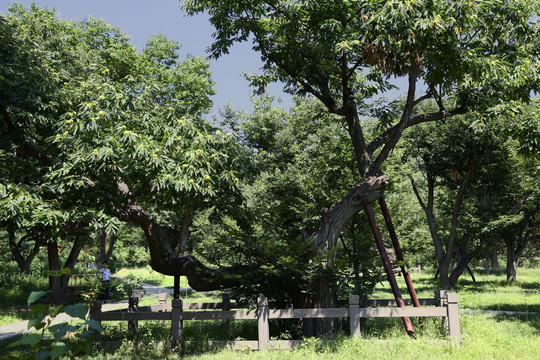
xmin=1 ymin=0 xmax=415 ymax=114
xmin=1 ymin=0 xmax=290 ymax=113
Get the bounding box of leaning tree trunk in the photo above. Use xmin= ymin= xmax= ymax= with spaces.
xmin=118 ymin=201 xmax=251 ymax=291
xmin=301 ymin=175 xmax=389 ymax=335
xmin=117 ymin=176 xmax=388 ymax=336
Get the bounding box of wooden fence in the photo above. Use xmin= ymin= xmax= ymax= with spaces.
xmin=89 ymin=290 xmax=461 ymax=350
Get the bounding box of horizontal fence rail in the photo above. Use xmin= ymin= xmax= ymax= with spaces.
xmin=89 ymin=290 xmax=461 ymax=350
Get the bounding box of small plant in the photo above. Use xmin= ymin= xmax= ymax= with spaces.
xmin=6 ymin=291 xmax=101 ymax=359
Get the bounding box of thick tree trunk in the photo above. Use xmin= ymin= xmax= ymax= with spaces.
xmin=303 ymin=175 xmax=388 ymax=335
xmin=439 ymin=259 xmax=451 ymax=289
xmin=484 ymin=259 xmax=491 ymax=275
xmin=491 ymin=244 xmax=499 ymax=270
xmin=506 ymin=247 xmax=517 ymax=282
xmin=311 ymin=175 xmax=389 ymax=260
xmin=47 ymin=241 xmax=61 ymax=302
xmin=179 ymin=211 xmax=191 ymax=254
xmin=47 ymin=237 xmax=86 ymax=305
xmin=118 ymin=201 xmax=252 ymax=291
xmin=505 ymin=237 xmax=517 ymax=282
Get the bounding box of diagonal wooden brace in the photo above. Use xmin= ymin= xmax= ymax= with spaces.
xmin=364 ymin=203 xmax=415 ymax=337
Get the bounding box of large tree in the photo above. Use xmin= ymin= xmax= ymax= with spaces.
xmin=404 ymin=117 xmax=516 ymax=289
xmin=181 ymin=0 xmax=540 ymax=312
xmin=0 ymin=4 xmax=248 ymax=303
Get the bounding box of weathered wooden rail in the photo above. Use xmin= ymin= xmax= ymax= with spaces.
xmin=89 ymin=290 xmax=460 ymax=350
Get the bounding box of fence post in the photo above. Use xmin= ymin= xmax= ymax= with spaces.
xmin=171 ymin=298 xmax=183 ymax=347
xmin=128 ymin=291 xmax=140 ymax=335
xmin=349 ymin=295 xmax=361 ymax=337
xmin=158 ymin=293 xmax=168 ymax=311
xmin=257 ymin=297 xmax=269 ymax=351
xmin=89 ymin=301 xmax=102 ymax=337
xmin=446 ymin=292 xmax=461 ymax=344
xmin=222 ymin=292 xmax=231 ymax=328
xmin=89 ymin=301 xmax=101 ymax=322
xmin=439 ymin=290 xmax=449 ymax=330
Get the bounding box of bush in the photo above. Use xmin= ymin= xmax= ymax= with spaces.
xmin=0 ymin=262 xmax=48 ymax=308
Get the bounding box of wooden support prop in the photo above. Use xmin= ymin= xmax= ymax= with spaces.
xmin=364 ymin=203 xmax=415 ymax=337
xmin=173 ymin=275 xmax=180 ymax=300
xmin=378 ymin=197 xmax=421 ymax=309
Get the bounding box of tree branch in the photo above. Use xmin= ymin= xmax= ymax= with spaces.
xmin=370 ymin=67 xmax=418 ymax=172
xmin=446 ymin=156 xmax=481 ymax=256
xmin=366 ymin=106 xmax=466 ymax=157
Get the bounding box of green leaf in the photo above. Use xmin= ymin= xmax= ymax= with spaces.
xmin=51 ymin=342 xmax=70 ymax=359
xmin=49 ymin=323 xmax=79 ymax=339
xmin=64 ymin=303 xmax=88 ymax=319
xmin=13 ymin=333 xmax=41 ymax=347
xmin=37 ymin=349 xmax=51 ymax=360
xmin=85 ymin=319 xmax=102 ymax=332
xmin=27 ymin=317 xmax=45 ymax=330
xmin=31 ymin=303 xmax=48 ymax=314
xmin=27 ymin=291 xmax=49 ymax=306
xmin=75 ymin=339 xmax=91 ymax=354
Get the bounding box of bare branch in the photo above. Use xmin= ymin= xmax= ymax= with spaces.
xmin=366 ymin=105 xmax=466 ymax=157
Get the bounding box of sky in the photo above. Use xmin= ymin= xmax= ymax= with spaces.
xmin=0 ymin=0 xmax=290 ymax=113
xmin=1 ymin=0 xmax=415 ymax=115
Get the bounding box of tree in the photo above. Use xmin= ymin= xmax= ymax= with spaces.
xmin=0 ymin=4 xmax=248 ymax=303
xmin=489 ymin=99 xmax=540 ymax=281
xmin=403 ymin=117 xmax=515 ymax=288
xmin=182 ymin=0 xmax=540 ymax=315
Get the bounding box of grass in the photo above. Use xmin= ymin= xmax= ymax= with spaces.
xmin=82 ymin=266 xmax=539 ymax=359
xmin=371 ymin=267 xmax=540 ymax=313
xmin=115 ymin=267 xmax=189 ymax=289
xmin=78 ymin=312 xmax=539 ymax=360
xmin=2 ymin=264 xmax=539 ymax=359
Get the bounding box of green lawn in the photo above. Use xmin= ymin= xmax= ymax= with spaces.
xmin=85 ymin=266 xmax=539 ymax=360
xmin=371 ymin=267 xmax=540 ymax=313
xmin=2 ymin=265 xmax=539 ymax=359
xmin=115 ymin=267 xmax=189 ymax=289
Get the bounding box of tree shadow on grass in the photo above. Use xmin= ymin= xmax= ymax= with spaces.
xmin=493 ymin=313 xmax=540 ymax=332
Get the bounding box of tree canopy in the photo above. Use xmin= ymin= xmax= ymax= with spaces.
xmin=0 ymin=4 xmax=250 ymax=300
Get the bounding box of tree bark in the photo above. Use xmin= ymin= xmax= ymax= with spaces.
xmin=99 ymin=229 xmax=116 ymax=263
xmin=8 ymin=228 xmax=41 ymax=275
xmin=117 ymin=200 xmax=253 ymax=291
xmin=505 ymin=237 xmax=517 ymax=282
xmin=47 ymin=237 xmax=86 ymax=305
xmin=490 ymin=244 xmax=499 ymax=270
xmin=311 ymin=175 xmax=389 ymax=261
